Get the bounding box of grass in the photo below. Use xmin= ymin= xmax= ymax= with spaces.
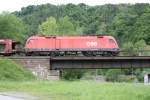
xmin=0 ymin=81 xmax=150 ymax=100
xmin=0 ymin=58 xmax=35 ymax=81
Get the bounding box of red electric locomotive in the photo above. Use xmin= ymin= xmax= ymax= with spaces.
xmin=24 ymin=35 xmax=119 ymax=56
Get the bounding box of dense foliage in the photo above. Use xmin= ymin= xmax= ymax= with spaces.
xmin=0 ymin=12 xmax=27 ymax=41
xmin=38 ymin=16 xmax=77 ymax=36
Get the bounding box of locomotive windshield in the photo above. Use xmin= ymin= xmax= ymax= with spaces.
xmin=26 ymin=39 xmax=33 ymax=44
xmin=109 ymin=39 xmax=115 ymax=43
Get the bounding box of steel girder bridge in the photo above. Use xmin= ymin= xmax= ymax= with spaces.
xmin=7 ymin=56 xmax=150 ymax=70
xmin=50 ymin=56 xmax=150 ymax=69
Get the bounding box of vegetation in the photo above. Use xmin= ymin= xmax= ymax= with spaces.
xmin=0 ymin=81 xmax=150 ymax=100
xmin=0 ymin=58 xmax=35 ymax=81
xmin=105 ymin=69 xmax=122 ymax=82
xmin=62 ymin=69 xmax=85 ymax=80
xmin=0 ymin=12 xmax=27 ymax=41
xmin=38 ymin=16 xmax=58 ymax=35
xmin=38 ymin=16 xmax=76 ymax=36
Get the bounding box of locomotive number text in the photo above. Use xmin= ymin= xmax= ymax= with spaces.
xmin=86 ymin=41 xmax=98 ymax=47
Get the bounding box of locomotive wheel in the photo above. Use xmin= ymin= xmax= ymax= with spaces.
xmin=50 ymin=52 xmax=56 ymax=57
xmin=101 ymin=52 xmax=110 ymax=56
xmin=103 ymin=52 xmax=116 ymax=56
xmin=112 ymin=52 xmax=119 ymax=56
xmin=82 ymin=51 xmax=89 ymax=56
xmin=26 ymin=52 xmax=32 ymax=56
xmin=82 ymin=51 xmax=95 ymax=56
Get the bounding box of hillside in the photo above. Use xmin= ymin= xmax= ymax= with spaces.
xmin=0 ymin=58 xmax=35 ymax=81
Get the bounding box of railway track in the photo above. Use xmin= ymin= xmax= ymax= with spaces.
xmin=3 ymin=56 xmax=150 ymax=59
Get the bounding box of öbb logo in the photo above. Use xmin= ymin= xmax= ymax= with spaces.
xmin=86 ymin=41 xmax=98 ymax=47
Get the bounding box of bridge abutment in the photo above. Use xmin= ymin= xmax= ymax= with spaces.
xmin=10 ymin=57 xmax=60 ymax=80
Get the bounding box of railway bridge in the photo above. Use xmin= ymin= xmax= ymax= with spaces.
xmin=7 ymin=56 xmax=150 ymax=79
xmin=50 ymin=56 xmax=150 ymax=69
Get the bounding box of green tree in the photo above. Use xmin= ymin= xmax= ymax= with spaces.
xmin=0 ymin=12 xmax=27 ymax=41
xmin=134 ymin=40 xmax=147 ymax=55
xmin=122 ymin=42 xmax=134 ymax=55
xmin=57 ymin=16 xmax=75 ymax=35
xmin=122 ymin=40 xmax=146 ymax=56
xmin=112 ymin=13 xmax=138 ymax=46
xmin=38 ymin=16 xmax=58 ymax=35
xmin=134 ymin=11 xmax=150 ymax=44
xmin=105 ymin=69 xmax=122 ymax=82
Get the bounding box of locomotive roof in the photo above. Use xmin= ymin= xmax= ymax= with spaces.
xmin=28 ymin=35 xmax=114 ymax=39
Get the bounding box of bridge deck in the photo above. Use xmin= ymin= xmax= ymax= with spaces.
xmin=50 ymin=56 xmax=150 ymax=60
xmin=5 ymin=56 xmax=150 ymax=69
xmin=7 ymin=56 xmax=150 ymax=59
xmin=50 ymin=56 xmax=150 ymax=69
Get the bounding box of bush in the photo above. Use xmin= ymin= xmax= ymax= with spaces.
xmin=61 ymin=69 xmax=86 ymax=80
xmin=118 ymin=75 xmax=137 ymax=82
xmin=0 ymin=58 xmax=35 ymax=81
xmin=105 ymin=69 xmax=122 ymax=82
xmin=133 ymin=68 xmax=144 ymax=82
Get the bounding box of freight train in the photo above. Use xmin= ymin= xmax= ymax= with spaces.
xmin=0 ymin=35 xmax=119 ymax=56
